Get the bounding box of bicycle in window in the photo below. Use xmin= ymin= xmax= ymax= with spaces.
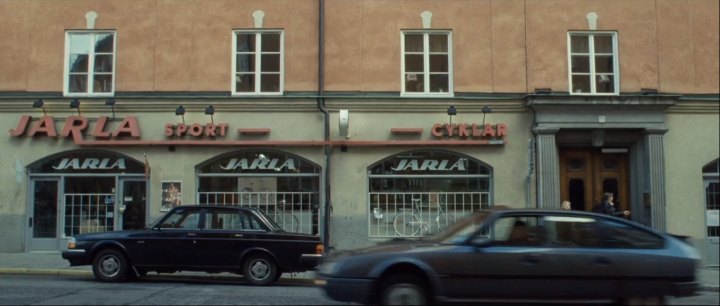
xmin=393 ymin=196 xmax=455 ymax=237
xmin=240 ymin=184 xmax=300 ymax=232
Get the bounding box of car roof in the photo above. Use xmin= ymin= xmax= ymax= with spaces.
xmin=170 ymin=205 xmax=259 ymax=212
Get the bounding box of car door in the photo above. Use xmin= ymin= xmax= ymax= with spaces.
xmin=192 ymin=209 xmax=266 ymax=268
xmin=539 ymin=214 xmax=620 ymax=299
xmin=443 ymin=214 xmax=551 ymax=299
xmin=134 ymin=208 xmax=202 ymax=268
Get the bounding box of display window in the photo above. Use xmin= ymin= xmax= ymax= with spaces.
xmin=196 ymin=150 xmax=321 ymax=235
xmin=367 ymin=150 xmax=493 ymax=238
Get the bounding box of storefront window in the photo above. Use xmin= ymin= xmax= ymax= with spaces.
xmin=368 ymin=150 xmax=492 ymax=239
xmin=197 ymin=150 xmax=321 ymax=235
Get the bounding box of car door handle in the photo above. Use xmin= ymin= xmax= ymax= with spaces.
xmin=187 ymin=233 xmax=197 ymax=237
xmin=521 ymin=254 xmax=542 ymax=265
xmin=234 ymin=234 xmax=243 ymax=238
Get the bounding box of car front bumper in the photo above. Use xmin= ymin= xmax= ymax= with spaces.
xmin=61 ymin=249 xmax=91 ymax=266
xmin=315 ymin=276 xmax=375 ymax=304
xmin=670 ymin=281 xmax=699 ymax=297
xmin=299 ymin=254 xmax=323 ymax=270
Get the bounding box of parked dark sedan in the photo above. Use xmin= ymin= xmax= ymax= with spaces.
xmin=62 ymin=205 xmax=323 ymax=285
xmin=315 ymin=208 xmax=700 ymax=305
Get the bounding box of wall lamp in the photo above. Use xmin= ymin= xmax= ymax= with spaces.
xmin=105 ymin=98 xmax=116 ymax=119
xmin=482 ymin=106 xmax=493 ymax=125
xmin=447 ymin=105 xmax=457 ymax=125
xmin=175 ymin=105 xmax=186 ymax=124
xmin=33 ymin=99 xmax=46 ymax=116
xmin=69 ymin=99 xmax=81 ymax=116
xmin=205 ymin=105 xmax=215 ymax=124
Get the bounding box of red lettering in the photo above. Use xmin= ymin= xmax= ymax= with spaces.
xmin=496 ymin=123 xmax=507 ymax=136
xmin=218 ymin=123 xmax=229 ymax=136
xmin=28 ymin=116 xmax=57 ymax=137
xmin=164 ymin=123 xmax=174 ymax=137
xmin=471 ymin=124 xmax=482 ymax=137
xmin=60 ymin=116 xmax=88 ymax=142
xmin=205 ymin=124 xmax=216 ymax=137
xmin=444 ymin=124 xmax=455 ymax=137
xmin=112 ymin=116 xmax=140 ymax=138
xmin=431 ymin=124 xmax=444 ymax=137
xmin=9 ymin=115 xmax=31 ymax=137
xmin=457 ymin=124 xmax=469 ymax=137
xmin=482 ymin=124 xmax=496 ymax=137
xmin=188 ymin=124 xmax=203 ymax=137
xmin=175 ymin=124 xmax=188 ymax=136
xmin=93 ymin=116 xmax=112 ymax=138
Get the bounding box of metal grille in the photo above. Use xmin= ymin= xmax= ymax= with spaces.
xmin=198 ymin=191 xmax=318 ymax=235
xmin=368 ymin=192 xmax=489 ymax=238
xmin=64 ymin=193 xmax=115 ymax=237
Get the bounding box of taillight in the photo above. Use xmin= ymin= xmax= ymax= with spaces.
xmin=315 ymin=243 xmax=324 ymax=255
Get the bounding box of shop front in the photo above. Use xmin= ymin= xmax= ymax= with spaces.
xmin=26 ymin=149 xmax=147 ymax=251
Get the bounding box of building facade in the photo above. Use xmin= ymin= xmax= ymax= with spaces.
xmin=0 ymin=0 xmax=718 ymax=265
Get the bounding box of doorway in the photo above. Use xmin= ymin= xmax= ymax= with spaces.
xmin=28 ymin=179 xmax=60 ymax=251
xmin=119 ymin=179 xmax=147 ymax=230
xmin=559 ymin=148 xmax=629 ymax=212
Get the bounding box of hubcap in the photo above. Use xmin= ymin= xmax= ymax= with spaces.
xmin=249 ymin=260 xmax=269 ymax=280
xmin=385 ymin=284 xmax=425 ymax=305
xmin=100 ymin=256 xmax=120 ymax=277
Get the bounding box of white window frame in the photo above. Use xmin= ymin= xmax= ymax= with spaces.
xmin=567 ymin=31 xmax=619 ymax=95
xmin=703 ymin=159 xmax=719 ymax=239
xmin=231 ymin=30 xmax=284 ymax=96
xmin=401 ymin=30 xmax=453 ymax=97
xmin=63 ymin=31 xmax=116 ymax=97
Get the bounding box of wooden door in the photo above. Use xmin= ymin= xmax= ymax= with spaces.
xmin=559 ymin=149 xmax=629 ymax=212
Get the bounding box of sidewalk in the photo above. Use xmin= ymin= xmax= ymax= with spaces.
xmin=0 ymin=252 xmax=717 ymax=292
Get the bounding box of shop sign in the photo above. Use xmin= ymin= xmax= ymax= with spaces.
xmin=52 ymin=158 xmax=126 ymax=170
xmin=9 ymin=115 xmax=140 ymax=139
xmin=219 ymin=157 xmax=296 ymax=171
xmin=431 ymin=123 xmax=507 ymax=138
xmin=391 ymin=159 xmax=465 ymax=171
xmin=164 ymin=123 xmax=230 ymax=137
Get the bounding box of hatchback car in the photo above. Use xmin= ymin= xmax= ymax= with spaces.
xmin=62 ymin=205 xmax=323 ymax=285
xmin=315 ymin=208 xmax=700 ymax=305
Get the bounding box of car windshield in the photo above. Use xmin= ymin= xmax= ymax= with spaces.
xmin=428 ymin=211 xmax=491 ymax=244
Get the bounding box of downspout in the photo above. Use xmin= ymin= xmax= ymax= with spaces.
xmin=316 ymin=0 xmax=331 ymax=252
xmin=526 ymin=101 xmax=537 ymax=208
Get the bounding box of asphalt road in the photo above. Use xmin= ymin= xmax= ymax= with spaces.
xmin=0 ymin=274 xmax=717 ymax=305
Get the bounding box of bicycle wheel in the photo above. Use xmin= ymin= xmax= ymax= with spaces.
xmin=393 ymin=212 xmax=421 ymax=237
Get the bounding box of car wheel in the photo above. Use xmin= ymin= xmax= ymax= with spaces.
xmin=92 ymin=249 xmax=129 ymax=282
xmin=380 ymin=274 xmax=428 ymax=305
xmin=243 ymin=254 xmax=278 ymax=286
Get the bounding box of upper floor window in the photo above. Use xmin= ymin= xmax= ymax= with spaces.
xmin=64 ymin=31 xmax=116 ymax=96
xmin=568 ymin=32 xmax=619 ymax=95
xmin=402 ymin=31 xmax=453 ymax=96
xmin=233 ymin=30 xmax=283 ymax=95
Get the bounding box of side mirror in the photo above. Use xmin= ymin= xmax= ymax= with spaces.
xmin=471 ymin=236 xmax=492 ymax=247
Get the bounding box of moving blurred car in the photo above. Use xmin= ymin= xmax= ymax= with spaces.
xmin=62 ymin=205 xmax=323 ymax=285
xmin=315 ymin=208 xmax=700 ymax=305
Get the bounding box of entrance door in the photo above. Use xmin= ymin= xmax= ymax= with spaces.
xmin=28 ymin=179 xmax=60 ymax=251
xmin=119 ymin=179 xmax=147 ymax=230
xmin=559 ymin=149 xmax=629 ymax=212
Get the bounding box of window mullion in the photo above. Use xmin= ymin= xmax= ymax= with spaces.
xmin=255 ymin=34 xmax=262 ymax=93
xmin=423 ymin=33 xmax=430 ymax=94
xmin=88 ymin=34 xmax=95 ymax=94
xmin=588 ymin=35 xmax=596 ymax=94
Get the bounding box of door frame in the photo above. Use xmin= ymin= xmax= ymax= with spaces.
xmin=117 ymin=177 xmax=149 ymax=230
xmin=27 ymin=177 xmax=62 ymax=252
xmin=559 ymin=148 xmax=630 ymax=212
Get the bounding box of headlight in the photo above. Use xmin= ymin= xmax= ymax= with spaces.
xmin=67 ymin=237 xmax=76 ymax=249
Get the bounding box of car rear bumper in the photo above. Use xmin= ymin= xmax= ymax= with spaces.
xmin=61 ymin=249 xmax=91 ymax=266
xmin=315 ymin=277 xmax=375 ymax=304
xmin=299 ymin=254 xmax=323 ymax=270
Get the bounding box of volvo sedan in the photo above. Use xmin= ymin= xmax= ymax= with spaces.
xmin=62 ymin=205 xmax=323 ymax=285
xmin=315 ymin=208 xmax=700 ymax=305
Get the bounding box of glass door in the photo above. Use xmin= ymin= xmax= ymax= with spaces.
xmin=28 ymin=179 xmax=60 ymax=251
xmin=119 ymin=179 xmax=147 ymax=230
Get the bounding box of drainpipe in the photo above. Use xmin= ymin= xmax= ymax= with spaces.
xmin=316 ymin=0 xmax=331 ymax=252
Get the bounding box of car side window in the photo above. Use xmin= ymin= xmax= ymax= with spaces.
xmin=491 ymin=216 xmax=541 ymax=246
xmin=543 ymin=216 xmax=600 ymax=247
xmin=598 ymin=219 xmax=664 ymax=249
xmin=159 ymin=209 xmax=201 ymax=229
xmin=205 ymin=211 xmax=236 ymax=230
xmin=226 ymin=211 xmax=266 ymax=231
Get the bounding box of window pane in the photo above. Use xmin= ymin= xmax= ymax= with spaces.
xmin=69 ymin=75 xmax=87 ymax=93
xmin=405 ymin=74 xmax=424 ymax=92
xmin=596 ymin=74 xmax=615 ymax=93
xmin=236 ymin=54 xmax=255 ymax=73
xmin=429 ymin=34 xmax=448 ymax=52
xmin=69 ymin=34 xmax=90 ymax=54
xmin=429 ymin=74 xmax=449 ymax=93
xmin=571 ymin=56 xmax=590 ymax=73
xmin=405 ymin=54 xmax=423 ymax=72
xmin=570 ymin=35 xmax=589 ymax=53
xmin=572 ymin=75 xmax=590 ymax=93
xmin=260 ymin=74 xmax=280 ymax=92
xmin=69 ymin=54 xmax=89 ymax=73
xmin=404 ymin=34 xmax=423 ymax=52
xmin=94 ymin=55 xmax=113 ymax=72
xmin=595 ymin=55 xmax=614 ymax=73
xmin=236 ymin=74 xmax=254 ymax=92
xmin=429 ymin=54 xmax=448 ymax=72
xmin=262 ymin=33 xmax=281 ymax=52
xmin=261 ymin=54 xmax=280 ymax=72
xmin=95 ymin=34 xmax=114 ymax=52
xmin=93 ymin=75 xmax=112 ymax=93
xmin=594 ymin=35 xmax=613 ymax=53
xmin=236 ymin=34 xmax=256 ymax=52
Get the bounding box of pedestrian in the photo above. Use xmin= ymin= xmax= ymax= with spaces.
xmin=592 ymin=192 xmax=630 ymax=217
xmin=560 ymin=200 xmax=572 ymax=210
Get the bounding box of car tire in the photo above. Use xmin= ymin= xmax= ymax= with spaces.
xmin=243 ymin=254 xmax=278 ymax=286
xmin=380 ymin=274 xmax=429 ymax=305
xmin=92 ymin=249 xmax=129 ymax=282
